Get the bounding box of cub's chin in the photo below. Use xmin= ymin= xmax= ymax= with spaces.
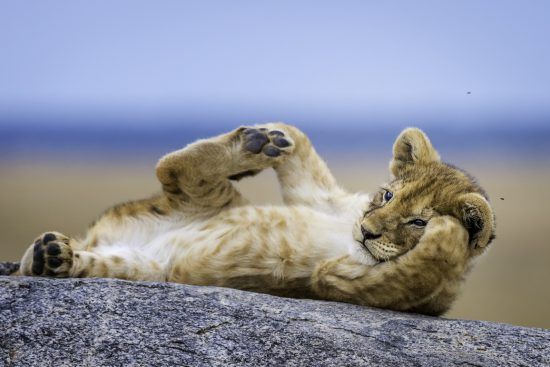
xmin=362 ymin=241 xmax=383 ymax=261
xmin=349 ymin=244 xmax=376 ymax=266
xmin=349 ymin=240 xmax=380 ymax=266
xmin=362 ymin=240 xmax=395 ymax=262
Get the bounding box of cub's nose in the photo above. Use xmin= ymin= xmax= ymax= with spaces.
xmin=361 ymin=226 xmax=382 ymax=240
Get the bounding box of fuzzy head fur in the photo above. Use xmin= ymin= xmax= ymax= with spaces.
xmin=355 ymin=128 xmax=496 ymax=262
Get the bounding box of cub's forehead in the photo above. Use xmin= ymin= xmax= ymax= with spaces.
xmin=387 ymin=163 xmax=488 ymax=212
xmin=391 ymin=163 xmax=481 ymax=193
xmin=380 ymin=180 xmax=435 ymax=212
xmin=413 ymin=206 xmax=437 ymax=217
xmin=395 ymin=191 xmax=437 ymax=216
xmin=384 ymin=180 xmax=404 ymax=191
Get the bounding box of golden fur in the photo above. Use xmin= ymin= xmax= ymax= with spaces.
xmin=17 ymin=123 xmax=495 ymax=315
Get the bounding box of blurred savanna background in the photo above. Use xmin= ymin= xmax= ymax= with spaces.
xmin=1 ymin=1 xmax=549 ymax=329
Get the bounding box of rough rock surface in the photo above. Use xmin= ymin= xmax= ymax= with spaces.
xmin=0 ymin=262 xmax=19 ymax=276
xmin=0 ymin=262 xmax=548 ymax=366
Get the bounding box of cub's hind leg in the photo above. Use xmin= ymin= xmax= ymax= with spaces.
xmin=156 ymin=126 xmax=294 ymax=212
xmin=69 ymin=249 xmax=166 ymax=281
xmin=19 ymin=232 xmax=166 ymax=281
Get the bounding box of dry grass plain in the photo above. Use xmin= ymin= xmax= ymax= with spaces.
xmin=1 ymin=158 xmax=548 ymax=329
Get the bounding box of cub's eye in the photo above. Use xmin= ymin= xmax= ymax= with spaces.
xmin=409 ymin=219 xmax=427 ymax=227
xmin=383 ymin=191 xmax=393 ymax=202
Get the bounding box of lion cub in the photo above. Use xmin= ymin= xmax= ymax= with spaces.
xmin=17 ymin=123 xmax=495 ymax=315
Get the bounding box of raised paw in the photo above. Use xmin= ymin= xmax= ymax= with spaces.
xmin=416 ymin=216 xmax=469 ymax=260
xmin=241 ymin=127 xmax=294 ymax=157
xmin=30 ymin=232 xmax=73 ymax=277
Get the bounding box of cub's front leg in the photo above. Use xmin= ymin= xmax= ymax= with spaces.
xmin=156 ymin=126 xmax=294 ymax=211
xmin=260 ymin=123 xmax=350 ymax=211
xmin=312 ymin=216 xmax=470 ymax=315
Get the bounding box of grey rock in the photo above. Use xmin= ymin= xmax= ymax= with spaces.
xmin=0 ymin=262 xmax=19 ymax=276
xmin=0 ymin=261 xmax=548 ymax=367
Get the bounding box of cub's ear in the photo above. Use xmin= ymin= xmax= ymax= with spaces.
xmin=390 ymin=128 xmax=440 ymax=177
xmin=455 ymin=193 xmax=496 ymax=250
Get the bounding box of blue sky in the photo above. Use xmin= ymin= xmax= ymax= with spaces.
xmin=0 ymin=1 xmax=549 ymax=129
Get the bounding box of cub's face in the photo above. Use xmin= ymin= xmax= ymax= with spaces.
xmin=354 ymin=182 xmax=435 ymax=261
xmin=354 ymin=128 xmax=495 ymax=262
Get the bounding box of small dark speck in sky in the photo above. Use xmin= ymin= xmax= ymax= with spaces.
xmin=467 ymin=91 xmax=472 ymax=94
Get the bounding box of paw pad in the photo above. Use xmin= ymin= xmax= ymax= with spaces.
xmin=242 ymin=128 xmax=293 ymax=157
xmin=244 ymin=132 xmax=269 ymax=153
xmin=272 ymin=136 xmax=290 ymax=148
xmin=31 ymin=232 xmax=73 ymax=277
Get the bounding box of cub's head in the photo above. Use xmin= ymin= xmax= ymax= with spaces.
xmin=354 ymin=128 xmax=495 ymax=262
